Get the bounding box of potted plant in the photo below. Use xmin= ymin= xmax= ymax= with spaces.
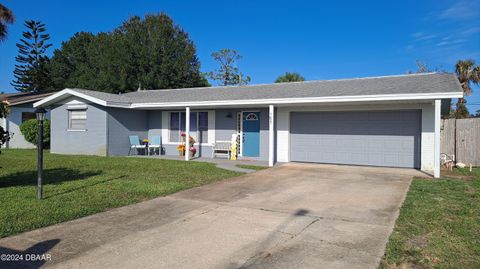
xmin=189 ymin=146 xmax=197 ymax=157
xmin=177 ymin=133 xmax=196 ymax=157
xmin=176 ymin=144 xmax=186 ymax=156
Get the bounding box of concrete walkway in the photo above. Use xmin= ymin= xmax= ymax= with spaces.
xmin=133 ymin=154 xmax=269 ymax=173
xmin=0 ymin=163 xmax=426 ymax=269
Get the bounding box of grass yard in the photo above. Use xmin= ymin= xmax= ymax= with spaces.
xmin=381 ymin=168 xmax=480 ymax=269
xmin=236 ymin=164 xmax=269 ymax=171
xmin=0 ymin=149 xmax=241 ymax=238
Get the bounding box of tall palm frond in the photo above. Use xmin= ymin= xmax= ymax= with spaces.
xmin=0 ymin=4 xmax=15 ymax=42
xmin=454 ymin=59 xmax=480 ymax=118
xmin=275 ymin=72 xmax=305 ymax=83
xmin=455 ymin=59 xmax=480 ymax=96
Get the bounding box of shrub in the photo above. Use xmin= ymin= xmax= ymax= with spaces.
xmin=19 ymin=119 xmax=50 ymax=148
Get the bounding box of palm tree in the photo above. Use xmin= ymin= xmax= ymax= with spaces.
xmin=0 ymin=4 xmax=15 ymax=42
xmin=455 ymin=60 xmax=480 ymax=118
xmin=275 ymin=72 xmax=305 ymax=83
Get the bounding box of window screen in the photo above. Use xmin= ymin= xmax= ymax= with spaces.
xmin=68 ymin=110 xmax=87 ymax=130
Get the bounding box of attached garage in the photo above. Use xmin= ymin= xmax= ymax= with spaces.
xmin=290 ymin=110 xmax=422 ymax=168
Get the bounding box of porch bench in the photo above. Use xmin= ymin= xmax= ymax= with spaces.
xmin=212 ymin=140 xmax=232 ymax=159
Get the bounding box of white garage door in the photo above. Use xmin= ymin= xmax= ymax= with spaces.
xmin=290 ymin=110 xmax=421 ymax=168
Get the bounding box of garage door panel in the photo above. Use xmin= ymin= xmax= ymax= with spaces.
xmin=290 ymin=110 xmax=421 ymax=168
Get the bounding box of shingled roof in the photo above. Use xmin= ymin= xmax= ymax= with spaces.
xmin=34 ymin=72 xmax=464 ymax=108
xmin=0 ymin=92 xmax=55 ymax=106
xmin=124 ymin=72 xmax=462 ymax=103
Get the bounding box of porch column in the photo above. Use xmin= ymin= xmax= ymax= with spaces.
xmin=269 ymin=105 xmax=274 ymax=167
xmin=185 ymin=106 xmax=190 ymax=161
xmin=434 ymin=99 xmax=441 ymax=178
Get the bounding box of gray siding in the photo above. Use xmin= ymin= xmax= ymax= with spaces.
xmin=107 ymin=108 xmax=148 ymax=156
xmin=50 ymin=97 xmax=107 ymax=155
xmin=147 ymin=110 xmax=162 ymax=137
xmin=215 ymin=108 xmax=270 ymax=161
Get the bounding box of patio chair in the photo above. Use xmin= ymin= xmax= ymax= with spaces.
xmin=128 ymin=135 xmax=146 ymax=155
xmin=212 ymin=140 xmax=232 ymax=159
xmin=148 ymin=135 xmax=162 ymax=155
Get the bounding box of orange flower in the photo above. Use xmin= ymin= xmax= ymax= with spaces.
xmin=176 ymin=144 xmax=185 ymax=151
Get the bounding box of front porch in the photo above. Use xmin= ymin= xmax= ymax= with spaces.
xmin=139 ymin=105 xmax=276 ymax=167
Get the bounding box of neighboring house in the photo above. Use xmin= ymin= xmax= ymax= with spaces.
xmin=1 ymin=92 xmax=53 ymax=148
xmin=33 ymin=73 xmax=463 ymax=178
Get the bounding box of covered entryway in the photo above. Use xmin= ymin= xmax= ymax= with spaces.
xmin=290 ymin=110 xmax=422 ymax=168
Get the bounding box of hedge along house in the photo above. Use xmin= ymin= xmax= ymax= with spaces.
xmin=1 ymin=92 xmax=53 ymax=148
xmin=33 ymin=73 xmax=463 ymax=178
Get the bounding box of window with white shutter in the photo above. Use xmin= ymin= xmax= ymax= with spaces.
xmin=68 ymin=109 xmax=87 ymax=130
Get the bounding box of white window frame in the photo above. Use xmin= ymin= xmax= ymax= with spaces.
xmin=166 ymin=111 xmax=211 ymax=145
xmin=67 ymin=108 xmax=87 ymax=131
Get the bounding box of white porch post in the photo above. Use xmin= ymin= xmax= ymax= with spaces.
xmin=269 ymin=105 xmax=275 ymax=167
xmin=185 ymin=106 xmax=190 ymax=161
xmin=434 ymin=99 xmax=441 ymax=178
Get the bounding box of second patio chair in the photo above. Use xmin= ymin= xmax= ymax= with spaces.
xmin=148 ymin=135 xmax=162 ymax=155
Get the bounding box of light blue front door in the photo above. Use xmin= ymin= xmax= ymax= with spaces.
xmin=242 ymin=112 xmax=260 ymax=157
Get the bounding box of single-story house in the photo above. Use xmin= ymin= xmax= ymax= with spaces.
xmin=33 ymin=72 xmax=463 ymax=177
xmin=1 ymin=92 xmax=53 ymax=148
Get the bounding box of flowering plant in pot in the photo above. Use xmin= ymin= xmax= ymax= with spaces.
xmin=177 ymin=132 xmax=196 ymax=157
xmin=176 ymin=144 xmax=186 ymax=156
xmin=189 ymin=146 xmax=197 ymax=157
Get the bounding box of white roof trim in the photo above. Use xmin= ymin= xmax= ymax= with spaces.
xmin=129 ymin=92 xmax=463 ymax=108
xmin=34 ymin=89 xmax=463 ymax=109
xmin=33 ymin=89 xmax=107 ymax=108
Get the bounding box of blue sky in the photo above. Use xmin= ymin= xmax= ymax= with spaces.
xmin=1 ymin=0 xmax=479 ymax=112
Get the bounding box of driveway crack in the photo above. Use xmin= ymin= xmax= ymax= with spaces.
xmin=238 ymin=217 xmax=320 ymax=268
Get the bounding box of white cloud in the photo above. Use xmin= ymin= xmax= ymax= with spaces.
xmin=461 ymin=27 xmax=480 ymax=36
xmin=436 ymin=38 xmax=466 ymax=47
xmin=411 ymin=32 xmax=436 ymax=41
xmin=440 ymin=1 xmax=480 ymax=21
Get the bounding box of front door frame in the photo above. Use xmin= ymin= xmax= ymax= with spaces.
xmin=237 ymin=110 xmax=260 ymax=157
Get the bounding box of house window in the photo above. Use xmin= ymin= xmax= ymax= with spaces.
xmin=21 ymin=112 xmax=36 ymax=123
xmin=68 ymin=109 xmax=87 ymax=130
xmin=245 ymin=113 xmax=258 ymax=121
xmin=169 ymin=111 xmax=208 ymax=143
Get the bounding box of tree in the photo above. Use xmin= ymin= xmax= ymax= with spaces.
xmin=414 ymin=60 xmax=430 ymax=73
xmin=11 ymin=20 xmax=52 ymax=92
xmin=0 ymin=101 xmax=11 ymax=153
xmin=275 ymin=72 xmax=305 ymax=83
xmin=19 ymin=119 xmax=50 ymax=148
xmin=473 ymin=109 xmax=480 ymax=118
xmin=455 ymin=60 xmax=480 ymax=118
xmin=407 ymin=60 xmax=447 ymax=74
xmin=206 ymin=49 xmax=250 ymax=86
xmin=455 ymin=101 xmax=470 ymax=119
xmin=0 ymin=4 xmax=14 ymax=42
xmin=49 ymin=14 xmax=208 ymax=93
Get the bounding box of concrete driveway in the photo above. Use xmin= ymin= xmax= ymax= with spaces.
xmin=0 ymin=163 xmax=425 ymax=269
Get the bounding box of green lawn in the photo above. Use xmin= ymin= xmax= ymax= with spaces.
xmin=236 ymin=164 xmax=269 ymax=171
xmin=0 ymin=149 xmax=241 ymax=238
xmin=382 ymin=168 xmax=480 ymax=269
